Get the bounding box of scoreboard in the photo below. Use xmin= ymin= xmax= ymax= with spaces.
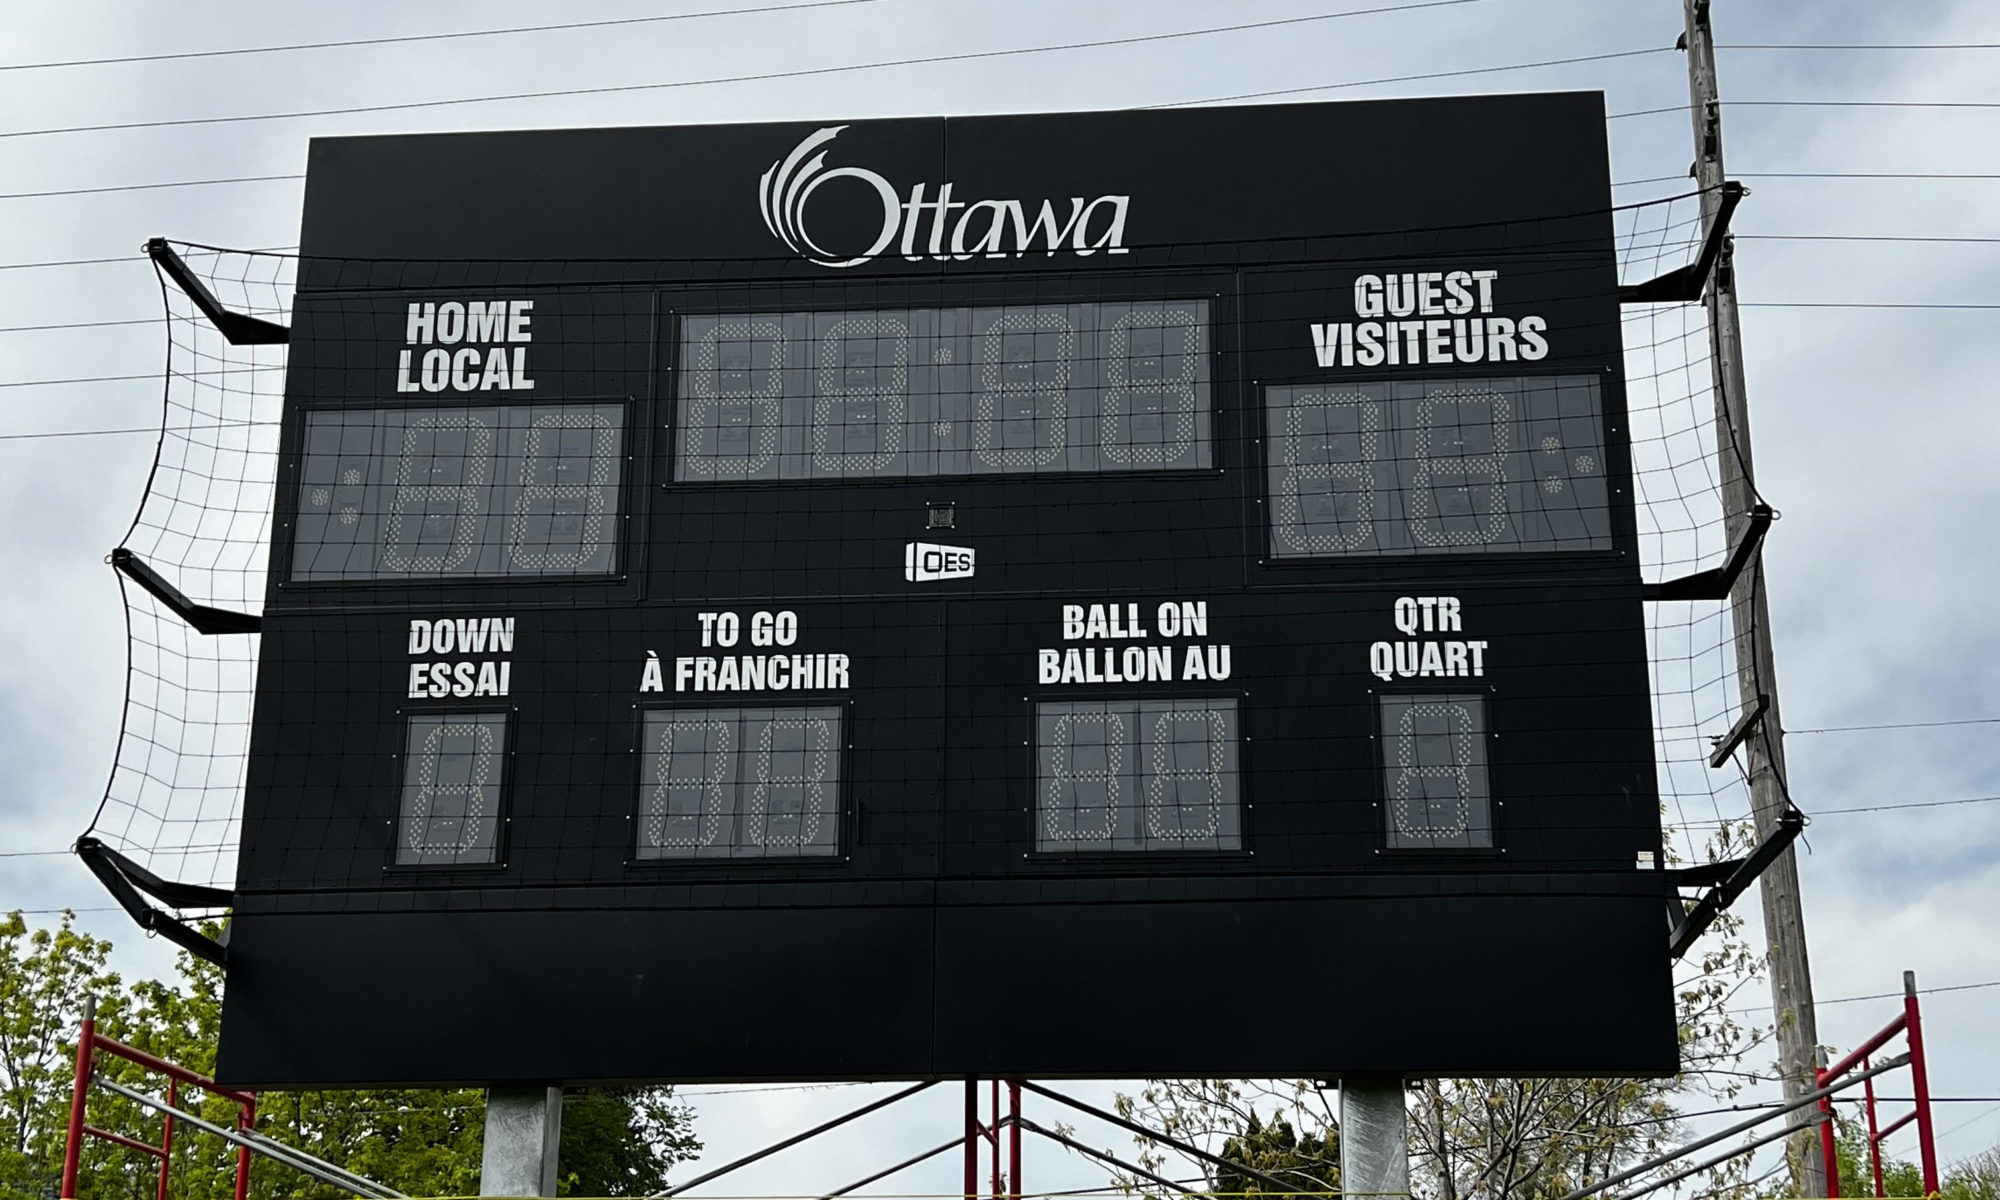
xmin=219 ymin=92 xmax=1676 ymax=1087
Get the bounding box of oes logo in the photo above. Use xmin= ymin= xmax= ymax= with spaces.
xmin=905 ymin=542 xmax=976 ymax=583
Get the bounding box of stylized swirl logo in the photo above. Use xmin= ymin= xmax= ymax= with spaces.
xmin=758 ymin=126 xmax=903 ymax=269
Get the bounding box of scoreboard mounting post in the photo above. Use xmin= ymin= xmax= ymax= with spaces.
xmin=216 ymin=92 xmax=1678 ymax=1088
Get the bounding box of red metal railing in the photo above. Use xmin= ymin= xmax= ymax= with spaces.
xmin=1816 ymin=971 xmax=1939 ymax=1198
xmin=964 ymin=1077 xmax=1022 ymax=1200
xmin=58 ymin=996 xmax=257 ymax=1200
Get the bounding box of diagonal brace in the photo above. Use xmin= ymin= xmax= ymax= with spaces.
xmin=75 ymin=837 xmax=230 ymax=966
xmin=1645 ymin=504 xmax=1774 ymax=602
xmin=1620 ymin=180 xmax=1745 ymax=304
xmin=112 ymin=548 xmax=261 ymax=635
xmin=1668 ymin=806 xmax=1804 ymax=960
xmin=146 ymin=238 xmax=289 ymax=345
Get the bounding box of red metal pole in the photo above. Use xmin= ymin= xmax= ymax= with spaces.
xmin=1904 ymin=971 xmax=1941 ymax=1195
xmin=233 ymin=1095 xmax=256 ymax=1200
xmin=965 ymin=1078 xmax=979 ymax=1200
xmin=157 ymin=1079 xmax=178 ymax=1200
xmin=991 ymin=1078 xmax=1002 ymax=1200
xmin=1818 ymin=1065 xmax=1842 ymax=1199
xmin=1008 ymin=1081 xmax=1021 ymax=1200
xmin=1862 ymin=1059 xmax=1884 ymax=1198
xmin=59 ymin=995 xmax=97 ymax=1200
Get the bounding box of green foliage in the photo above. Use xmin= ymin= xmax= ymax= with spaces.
xmin=1825 ymin=1121 xmax=2000 ymax=1200
xmin=557 ymin=1089 xmax=699 ymax=1198
xmin=0 ymin=911 xmax=700 ymax=1200
xmin=1213 ymin=1109 xmax=1337 ymax=1197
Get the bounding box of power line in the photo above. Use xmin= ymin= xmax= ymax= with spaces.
xmin=1741 ymin=234 xmax=2000 ymax=244
xmin=1741 ymin=301 xmax=2000 ymax=310
xmin=0 ymin=421 xmax=274 ymax=443
xmin=1793 ymin=717 xmax=2000 ymax=734
xmin=0 ymin=0 xmax=1490 ymax=142
xmin=1155 ymin=45 xmax=1667 ymax=108
xmin=0 ymin=255 xmax=139 ymax=271
xmin=0 ymin=174 xmax=302 ymax=201
xmin=1619 ymin=172 xmax=2000 ymax=185
xmin=1613 ymin=100 xmax=2000 ymax=120
xmin=1811 ymin=795 xmax=2000 ymax=816
xmin=0 ymin=0 xmax=896 ymax=72
xmin=1720 ymin=43 xmax=2000 ymax=51
xmin=0 ymin=318 xmax=159 ymax=333
xmin=0 ymin=367 xmax=283 ymax=390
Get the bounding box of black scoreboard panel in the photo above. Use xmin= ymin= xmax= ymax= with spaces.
xmin=221 ymin=93 xmax=1677 ymax=1087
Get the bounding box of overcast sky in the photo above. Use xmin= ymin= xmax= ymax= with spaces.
xmin=2 ymin=0 xmax=1997 ymax=1193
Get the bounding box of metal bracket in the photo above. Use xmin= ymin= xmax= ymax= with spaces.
xmin=1667 ymin=806 xmax=1804 ymax=960
xmin=75 ymin=837 xmax=231 ymax=966
xmin=1619 ymin=180 xmax=1745 ymax=304
xmin=1708 ymin=693 xmax=1769 ymax=768
xmin=145 ymin=237 xmax=289 ymax=345
xmin=1644 ymin=503 xmax=1773 ymax=601
xmin=112 ymin=549 xmax=261 ymax=634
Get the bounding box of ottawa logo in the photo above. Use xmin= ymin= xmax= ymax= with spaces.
xmin=905 ymin=542 xmax=976 ymax=582
xmin=758 ymin=125 xmax=1131 ymax=269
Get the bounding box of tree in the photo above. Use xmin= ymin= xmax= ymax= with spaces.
xmin=0 ymin=911 xmax=701 ymax=1200
xmin=1115 ymin=819 xmax=1770 ymax=1200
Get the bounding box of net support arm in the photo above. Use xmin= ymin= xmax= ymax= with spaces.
xmin=146 ymin=238 xmax=289 ymax=345
xmin=75 ymin=837 xmax=230 ymax=966
xmin=1619 ymin=180 xmax=1745 ymax=304
xmin=1668 ymin=806 xmax=1804 ymax=960
xmin=1644 ymin=503 xmax=1774 ymax=602
xmin=112 ymin=549 xmax=261 ymax=635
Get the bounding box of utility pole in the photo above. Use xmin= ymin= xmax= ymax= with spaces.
xmin=1680 ymin=3 xmax=1824 ymax=1196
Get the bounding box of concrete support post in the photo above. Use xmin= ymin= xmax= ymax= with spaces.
xmin=481 ymin=1087 xmax=562 ymax=1197
xmin=1340 ymin=1078 xmax=1409 ymax=1200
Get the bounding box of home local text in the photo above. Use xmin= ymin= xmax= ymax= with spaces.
xmin=1310 ymin=268 xmax=1549 ymax=368
xmin=396 ymin=300 xmax=536 ymax=393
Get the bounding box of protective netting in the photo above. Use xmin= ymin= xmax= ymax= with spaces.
xmin=85 ymin=244 xmax=292 ymax=897
xmin=83 ymin=193 xmax=1768 ymax=910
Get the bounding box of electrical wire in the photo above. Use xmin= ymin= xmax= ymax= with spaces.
xmin=0 ymin=0 xmax=897 ymax=72
xmin=0 ymin=421 xmax=274 ymax=443
xmin=1793 ymin=717 xmax=2000 ymax=734
xmin=0 ymin=174 xmax=303 ymax=201
xmin=1810 ymin=795 xmax=2000 ymax=816
xmin=0 ymin=0 xmax=1491 ymax=142
xmin=1152 ymin=45 xmax=1667 ymax=108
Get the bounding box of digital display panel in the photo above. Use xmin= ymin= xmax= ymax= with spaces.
xmin=637 ymin=706 xmax=844 ymax=859
xmin=292 ymin=402 xmax=625 ymax=581
xmin=1265 ymin=375 xmax=1610 ymax=557
xmin=676 ymin=301 xmax=1210 ymax=480
xmin=1380 ymin=693 xmax=1493 ymax=850
xmin=1035 ymin=698 xmax=1242 ymax=853
xmin=396 ymin=712 xmax=509 ymax=865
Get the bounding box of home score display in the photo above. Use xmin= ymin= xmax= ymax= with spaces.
xmin=219 ymin=93 xmax=1676 ymax=1088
